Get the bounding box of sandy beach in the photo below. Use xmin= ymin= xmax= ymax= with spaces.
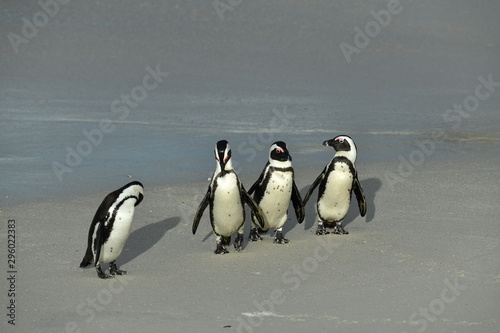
xmin=2 ymin=158 xmax=499 ymax=332
xmin=1 ymin=1 xmax=499 ymax=332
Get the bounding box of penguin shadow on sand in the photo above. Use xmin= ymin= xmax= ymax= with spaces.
xmin=358 ymin=177 xmax=381 ymax=224
xmin=341 ymin=177 xmax=381 ymax=227
xmin=301 ymin=184 xmax=319 ymax=231
xmin=299 ymin=177 xmax=382 ymax=230
xmin=281 ymin=200 xmax=306 ymax=236
xmin=119 ymin=217 xmax=181 ymax=265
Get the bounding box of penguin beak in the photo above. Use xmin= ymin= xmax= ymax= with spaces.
xmin=216 ymin=152 xmax=230 ymax=171
xmin=216 ymin=155 xmax=224 ymax=170
xmin=218 ymin=157 xmax=226 ymax=170
xmin=323 ymin=139 xmax=334 ymax=147
xmin=272 ymin=147 xmax=290 ymax=162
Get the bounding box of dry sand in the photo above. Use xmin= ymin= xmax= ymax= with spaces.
xmin=2 ymin=158 xmax=499 ymax=333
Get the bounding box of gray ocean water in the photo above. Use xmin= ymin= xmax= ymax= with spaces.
xmin=1 ymin=0 xmax=499 ymax=206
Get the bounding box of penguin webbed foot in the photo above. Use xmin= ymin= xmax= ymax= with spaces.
xmin=273 ymin=230 xmax=290 ymax=244
xmin=249 ymin=228 xmax=263 ymax=242
xmin=96 ymin=265 xmax=113 ymax=279
xmin=234 ymin=234 xmax=244 ymax=252
xmin=109 ymin=261 xmax=127 ymax=276
xmin=315 ymin=224 xmax=330 ymax=236
xmin=214 ymin=243 xmax=229 ymax=255
xmin=333 ymin=224 xmax=349 ymax=235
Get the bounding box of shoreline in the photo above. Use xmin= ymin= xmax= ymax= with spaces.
xmin=3 ymin=138 xmax=497 ymax=208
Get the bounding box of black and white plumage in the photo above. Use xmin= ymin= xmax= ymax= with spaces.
xmin=192 ymin=140 xmax=265 ymax=254
xmin=80 ymin=181 xmax=144 ymax=279
xmin=303 ymin=135 xmax=366 ymax=235
xmin=247 ymin=141 xmax=304 ymax=244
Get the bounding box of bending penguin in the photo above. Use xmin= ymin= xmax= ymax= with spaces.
xmin=303 ymin=135 xmax=366 ymax=235
xmin=247 ymin=141 xmax=304 ymax=243
xmin=80 ymin=181 xmax=144 ymax=278
xmin=193 ymin=140 xmax=265 ymax=254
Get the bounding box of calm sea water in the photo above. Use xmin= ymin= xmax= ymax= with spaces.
xmin=1 ymin=1 xmax=499 ymax=206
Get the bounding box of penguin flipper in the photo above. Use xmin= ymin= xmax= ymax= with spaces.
xmin=193 ymin=188 xmax=210 ymax=235
xmin=291 ymin=181 xmax=305 ymax=224
xmin=80 ymin=222 xmax=95 ymax=267
xmin=242 ymin=188 xmax=266 ymax=229
xmin=353 ymin=176 xmax=367 ymax=217
xmin=93 ymin=220 xmax=105 ymax=267
xmin=247 ymin=163 xmax=268 ymax=195
xmin=79 ymin=246 xmax=93 ymax=268
xmin=303 ymin=169 xmax=325 ymax=206
xmin=80 ymin=206 xmax=108 ymax=268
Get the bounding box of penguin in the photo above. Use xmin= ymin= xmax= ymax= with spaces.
xmin=247 ymin=141 xmax=304 ymax=244
xmin=303 ymin=135 xmax=366 ymax=235
xmin=192 ymin=140 xmax=265 ymax=254
xmin=80 ymin=181 xmax=144 ymax=278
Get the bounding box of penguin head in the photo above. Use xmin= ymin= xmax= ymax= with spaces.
xmin=214 ymin=140 xmax=233 ymax=172
xmin=323 ymin=135 xmax=357 ymax=162
xmin=269 ymin=141 xmax=291 ymax=164
xmin=121 ymin=181 xmax=144 ymax=206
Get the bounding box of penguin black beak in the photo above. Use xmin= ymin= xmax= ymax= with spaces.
xmin=216 ymin=151 xmax=230 ymax=171
xmin=271 ymin=147 xmax=291 ymax=162
xmin=323 ymin=139 xmax=334 ymax=147
xmin=218 ymin=158 xmax=226 ymax=171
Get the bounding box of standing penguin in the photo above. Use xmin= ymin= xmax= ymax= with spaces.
xmin=303 ymin=135 xmax=366 ymax=235
xmin=193 ymin=140 xmax=265 ymax=254
xmin=80 ymin=181 xmax=144 ymax=278
xmin=247 ymin=141 xmax=304 ymax=244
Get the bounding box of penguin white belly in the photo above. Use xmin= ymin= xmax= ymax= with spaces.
xmin=258 ymin=171 xmax=293 ymax=230
xmin=212 ymin=173 xmax=244 ymax=236
xmin=100 ymin=202 xmax=135 ymax=263
xmin=318 ymin=163 xmax=353 ymax=222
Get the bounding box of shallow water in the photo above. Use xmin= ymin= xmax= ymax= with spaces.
xmin=2 ymin=89 xmax=498 ymax=206
xmin=1 ymin=0 xmax=499 ymax=206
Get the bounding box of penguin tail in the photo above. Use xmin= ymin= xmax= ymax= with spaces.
xmin=79 ymin=257 xmax=93 ymax=268
xmin=79 ymin=248 xmax=94 ymax=268
xmin=79 ymin=260 xmax=89 ymax=268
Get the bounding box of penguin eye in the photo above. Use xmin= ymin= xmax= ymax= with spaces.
xmin=276 ymin=147 xmax=284 ymax=153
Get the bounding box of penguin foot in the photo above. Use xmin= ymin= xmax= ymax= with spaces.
xmin=109 ymin=262 xmax=127 ymax=276
xmin=315 ymin=224 xmax=330 ymax=236
xmin=273 ymin=231 xmax=290 ymax=244
xmin=249 ymin=228 xmax=263 ymax=242
xmin=234 ymin=234 xmax=244 ymax=252
xmin=96 ymin=265 xmax=113 ymax=279
xmin=332 ymin=224 xmax=349 ymax=235
xmin=214 ymin=244 xmax=229 ymax=254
